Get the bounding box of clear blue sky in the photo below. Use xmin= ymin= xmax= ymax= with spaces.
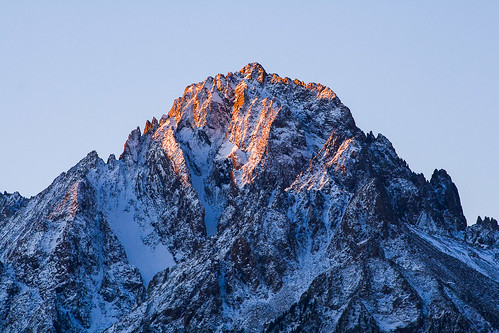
xmin=1 ymin=1 xmax=498 ymax=224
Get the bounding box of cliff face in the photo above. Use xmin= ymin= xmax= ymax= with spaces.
xmin=0 ymin=63 xmax=497 ymax=332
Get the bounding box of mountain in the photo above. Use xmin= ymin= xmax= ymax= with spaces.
xmin=0 ymin=63 xmax=497 ymax=332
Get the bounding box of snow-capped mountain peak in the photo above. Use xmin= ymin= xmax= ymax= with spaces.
xmin=0 ymin=63 xmax=497 ymax=332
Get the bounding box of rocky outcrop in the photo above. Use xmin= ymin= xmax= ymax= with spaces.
xmin=466 ymin=216 xmax=499 ymax=249
xmin=0 ymin=191 xmax=28 ymax=221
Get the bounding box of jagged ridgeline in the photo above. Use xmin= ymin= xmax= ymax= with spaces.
xmin=0 ymin=63 xmax=497 ymax=332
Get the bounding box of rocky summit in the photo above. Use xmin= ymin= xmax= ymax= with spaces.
xmin=0 ymin=63 xmax=497 ymax=332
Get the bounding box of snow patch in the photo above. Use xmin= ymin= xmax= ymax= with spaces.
xmin=105 ymin=205 xmax=174 ymax=285
xmin=88 ymin=163 xmax=175 ymax=286
xmin=409 ymin=225 xmax=498 ymax=282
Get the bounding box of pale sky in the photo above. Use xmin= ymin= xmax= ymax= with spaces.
xmin=1 ymin=1 xmax=498 ymax=224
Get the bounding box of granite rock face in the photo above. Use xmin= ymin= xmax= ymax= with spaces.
xmin=0 ymin=63 xmax=497 ymax=332
xmin=466 ymin=217 xmax=499 ymax=249
xmin=0 ymin=191 xmax=28 ymax=220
